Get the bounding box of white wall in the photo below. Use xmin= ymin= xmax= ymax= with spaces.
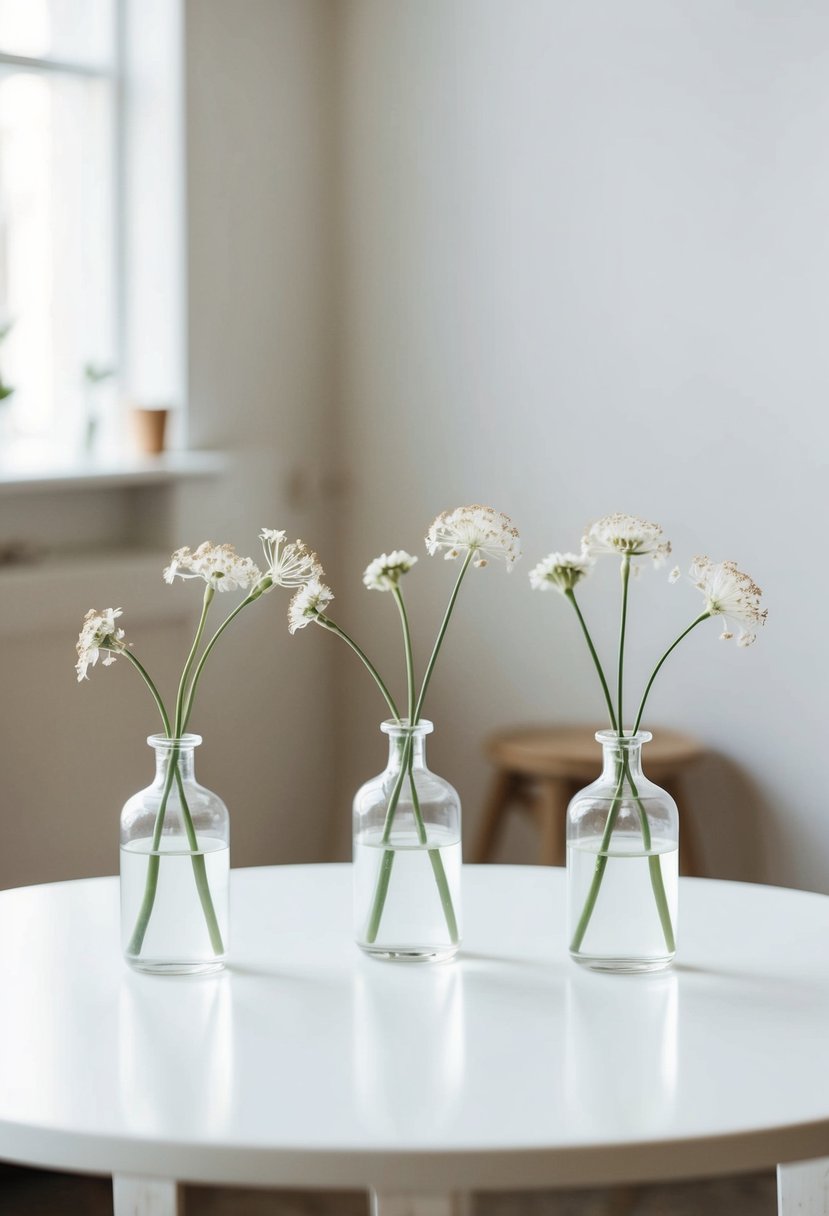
xmin=335 ymin=1 xmax=829 ymax=889
xmin=179 ymin=0 xmax=339 ymax=867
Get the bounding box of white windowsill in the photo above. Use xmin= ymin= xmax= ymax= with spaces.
xmin=0 ymin=449 xmax=227 ymax=495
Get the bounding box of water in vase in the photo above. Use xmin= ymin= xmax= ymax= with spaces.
xmin=568 ymin=834 xmax=678 ymax=971
xmin=354 ymin=823 xmax=462 ymax=960
xmin=120 ymin=834 xmax=229 ymax=973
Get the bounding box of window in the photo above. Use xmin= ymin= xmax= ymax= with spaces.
xmin=0 ymin=0 xmax=185 ymax=471
xmin=0 ymin=0 xmax=119 ymax=461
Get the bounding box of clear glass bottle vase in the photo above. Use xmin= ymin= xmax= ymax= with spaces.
xmin=353 ymin=720 xmax=462 ymax=962
xmin=567 ymin=730 xmax=678 ymax=973
xmin=120 ymin=734 xmax=229 ymax=974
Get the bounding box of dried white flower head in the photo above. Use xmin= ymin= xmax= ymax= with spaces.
xmin=257 ymin=528 xmax=323 ymax=592
xmin=529 ymin=551 xmax=594 ymax=594
xmin=582 ymin=514 xmax=671 ymax=567
xmin=668 ymin=566 xmax=681 ymax=584
xmin=163 ymin=542 xmax=261 ymax=592
xmin=363 ymin=550 xmax=418 ymax=592
xmin=288 ymin=580 xmax=334 ymax=634
xmin=425 ymin=505 xmax=521 ymax=569
xmin=75 ymin=607 xmax=128 ymax=681
xmin=690 ymin=556 xmax=767 ymax=647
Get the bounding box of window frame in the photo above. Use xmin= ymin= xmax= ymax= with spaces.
xmin=0 ymin=2 xmax=126 ymax=459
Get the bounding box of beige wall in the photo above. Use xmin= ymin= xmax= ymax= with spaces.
xmin=335 ymin=0 xmax=828 ymax=889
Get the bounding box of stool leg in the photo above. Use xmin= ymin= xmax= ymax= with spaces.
xmin=535 ymin=778 xmax=569 ymax=867
xmin=471 ymin=770 xmax=514 ymax=863
xmin=662 ymin=777 xmax=700 ymax=877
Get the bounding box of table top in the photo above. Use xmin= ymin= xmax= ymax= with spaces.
xmin=1 ymin=864 xmax=828 ymax=1192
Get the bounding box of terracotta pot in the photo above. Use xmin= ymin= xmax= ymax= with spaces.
xmin=131 ymin=407 xmax=169 ymax=456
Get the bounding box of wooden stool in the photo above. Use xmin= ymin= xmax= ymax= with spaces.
xmin=473 ymin=724 xmax=706 ymax=876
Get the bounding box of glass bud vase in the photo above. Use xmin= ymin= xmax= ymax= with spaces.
xmin=120 ymin=734 xmax=229 ymax=975
xmin=353 ymin=720 xmax=462 ymax=962
xmin=567 ymin=731 xmax=678 ymax=973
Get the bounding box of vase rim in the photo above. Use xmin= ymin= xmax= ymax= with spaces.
xmin=595 ymin=729 xmax=652 ymax=746
xmin=147 ymin=733 xmax=203 ymax=749
xmin=381 ymin=718 xmax=434 ymax=736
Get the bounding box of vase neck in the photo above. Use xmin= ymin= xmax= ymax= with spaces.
xmin=382 ymin=720 xmax=432 ymax=772
xmin=149 ymin=734 xmax=201 ymax=784
xmin=597 ymin=730 xmax=650 ymax=783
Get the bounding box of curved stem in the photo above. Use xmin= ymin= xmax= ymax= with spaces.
xmin=175 ymin=585 xmax=214 ymax=736
xmin=623 ymin=755 xmax=675 ymax=953
xmin=413 ymin=548 xmax=474 ymax=723
xmin=633 ymin=613 xmax=711 ymax=734
xmin=120 ymin=649 xmax=172 ymax=736
xmin=126 ymin=746 xmax=178 ymax=957
xmin=392 ymin=586 xmax=416 ymax=725
xmin=174 ymin=764 xmax=224 ymax=954
xmin=569 ymin=758 xmax=625 ymax=952
xmin=182 ymin=594 xmax=255 ymax=732
xmin=617 ymin=555 xmax=631 ymax=734
xmin=564 ymin=590 xmax=618 ymax=733
xmin=365 ymin=732 xmax=459 ymax=945
xmin=569 ymin=749 xmax=676 ymax=955
xmin=315 ymin=616 xmax=401 ymax=722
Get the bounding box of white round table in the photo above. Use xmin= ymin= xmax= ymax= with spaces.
xmin=1 ymin=865 xmax=828 ymax=1216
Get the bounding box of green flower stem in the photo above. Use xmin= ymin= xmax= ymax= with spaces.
xmin=569 ymin=749 xmax=676 ymax=955
xmin=181 ymin=593 xmax=257 ymax=733
xmin=122 ymin=587 xmax=227 ymax=959
xmin=174 ymin=764 xmax=224 ymax=954
xmin=392 ymin=586 xmax=416 ymax=724
xmin=125 ymin=743 xmax=177 ymax=956
xmin=175 ymin=584 xmax=214 ymax=736
xmin=623 ymin=755 xmax=675 ymax=953
xmin=364 ymin=552 xmax=468 ymax=945
xmin=412 ymin=548 xmax=474 ymax=723
xmin=632 ymin=612 xmax=711 ymax=735
xmin=121 ymin=650 xmax=172 ymax=736
xmin=569 ymin=758 xmax=625 ymax=952
xmin=315 ymin=616 xmax=401 ymax=722
xmin=564 ymin=590 xmax=618 ymax=733
xmin=617 ymin=554 xmax=631 ymax=733
xmin=364 ymin=735 xmax=411 ymax=944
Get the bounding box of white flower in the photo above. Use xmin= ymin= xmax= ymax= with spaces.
xmin=690 ymin=556 xmax=767 ymax=647
xmin=75 ymin=607 xmax=128 ymax=681
xmin=163 ymin=542 xmax=261 ymax=592
xmin=582 ymin=514 xmax=671 ymax=567
xmin=425 ymin=505 xmax=521 ymax=569
xmin=529 ymin=551 xmax=594 ymax=594
xmin=288 ymin=580 xmax=334 ymax=633
xmin=257 ymin=529 xmax=323 ymax=591
xmin=363 ymin=550 xmax=418 ymax=591
xmin=668 ymin=566 xmax=681 ymax=584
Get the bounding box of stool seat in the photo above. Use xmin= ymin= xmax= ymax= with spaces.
xmin=475 ymin=724 xmax=706 ymax=875
xmin=486 ymin=724 xmax=706 ymax=781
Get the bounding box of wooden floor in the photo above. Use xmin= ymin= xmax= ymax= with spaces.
xmin=0 ymin=1164 xmax=777 ymax=1214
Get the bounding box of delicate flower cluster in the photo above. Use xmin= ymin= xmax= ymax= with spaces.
xmin=76 ymin=608 xmax=128 ymax=681
xmin=288 ymin=581 xmax=334 ymax=633
xmin=164 ymin=542 xmax=261 ymax=592
xmin=363 ymin=550 xmax=418 ymax=592
xmin=690 ymin=556 xmax=767 ymax=647
xmin=258 ymin=529 xmax=323 ymax=593
xmin=529 ymin=551 xmax=593 ymax=595
xmin=582 ymin=514 xmax=671 ymax=567
xmin=426 ymin=505 xmax=521 ymax=569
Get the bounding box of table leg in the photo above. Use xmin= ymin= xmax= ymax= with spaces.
xmin=777 ymin=1158 xmax=829 ymax=1214
xmin=113 ymin=1175 xmax=185 ymax=1216
xmin=369 ymin=1189 xmax=470 ymax=1216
